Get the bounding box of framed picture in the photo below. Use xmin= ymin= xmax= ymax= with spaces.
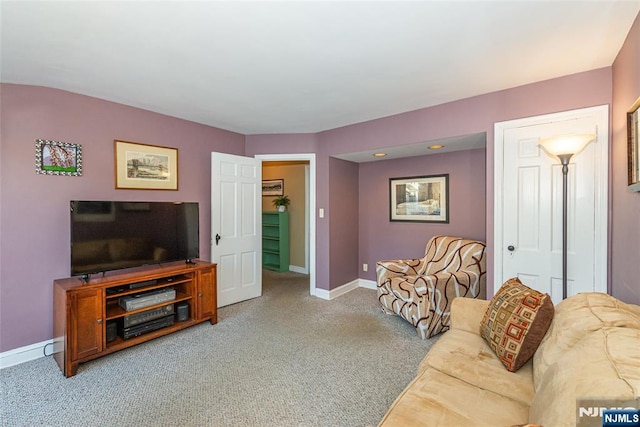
xmin=35 ymin=139 xmax=82 ymax=176
xmin=114 ymin=140 xmax=178 ymax=190
xmin=628 ymin=97 xmax=640 ymax=192
xmin=389 ymin=174 xmax=449 ymax=223
xmin=262 ymin=179 xmax=284 ymax=196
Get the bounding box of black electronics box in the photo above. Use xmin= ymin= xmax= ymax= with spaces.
xmin=106 ymin=321 xmax=118 ymax=343
xmin=176 ymin=302 xmax=190 ymax=322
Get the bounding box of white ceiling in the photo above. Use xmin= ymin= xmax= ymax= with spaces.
xmin=1 ymin=1 xmax=638 ymax=138
xmin=334 ymin=132 xmax=486 ymax=163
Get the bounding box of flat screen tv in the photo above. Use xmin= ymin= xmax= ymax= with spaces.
xmin=70 ymin=200 xmax=199 ymax=277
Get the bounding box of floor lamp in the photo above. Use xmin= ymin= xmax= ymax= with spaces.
xmin=538 ymin=133 xmax=596 ymax=300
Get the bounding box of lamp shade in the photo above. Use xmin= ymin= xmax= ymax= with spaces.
xmin=538 ymin=133 xmax=596 ymax=157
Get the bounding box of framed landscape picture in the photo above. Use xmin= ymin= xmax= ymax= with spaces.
xmin=389 ymin=174 xmax=449 ymax=223
xmin=114 ymin=140 xmax=178 ymax=190
xmin=262 ymin=179 xmax=284 ymax=196
xmin=35 ymin=139 xmax=82 ymax=176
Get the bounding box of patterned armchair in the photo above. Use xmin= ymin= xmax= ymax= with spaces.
xmin=376 ymin=235 xmax=486 ymax=339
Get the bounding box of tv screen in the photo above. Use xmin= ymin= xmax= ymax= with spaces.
xmin=70 ymin=201 xmax=199 ymax=276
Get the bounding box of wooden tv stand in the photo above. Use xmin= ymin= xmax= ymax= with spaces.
xmin=53 ymin=260 xmax=216 ymax=377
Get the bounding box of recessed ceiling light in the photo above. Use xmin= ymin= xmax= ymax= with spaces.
xmin=428 ymin=144 xmax=444 ymax=150
xmin=373 ymin=152 xmax=387 ymax=157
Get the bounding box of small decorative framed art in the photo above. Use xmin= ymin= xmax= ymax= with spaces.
xmin=262 ymin=179 xmax=284 ymax=196
xmin=35 ymin=139 xmax=82 ymax=176
xmin=389 ymin=174 xmax=449 ymax=223
xmin=114 ymin=140 xmax=178 ymax=190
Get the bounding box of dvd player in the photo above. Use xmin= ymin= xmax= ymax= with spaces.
xmin=123 ymin=303 xmax=175 ymax=328
xmin=118 ymin=315 xmax=175 ymax=340
xmin=118 ymin=288 xmax=176 ymax=312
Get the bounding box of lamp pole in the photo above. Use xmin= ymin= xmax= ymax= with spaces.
xmin=538 ymin=133 xmax=595 ymax=300
xmin=558 ymin=154 xmax=572 ymax=300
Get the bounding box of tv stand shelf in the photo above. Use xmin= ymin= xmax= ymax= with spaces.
xmin=53 ymin=260 xmax=216 ymax=377
xmin=104 ymin=290 xmax=192 ymax=320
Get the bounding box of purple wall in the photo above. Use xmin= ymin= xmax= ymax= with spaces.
xmin=245 ymin=69 xmax=612 ymax=296
xmin=245 ymin=133 xmax=318 ymax=155
xmin=4 ymin=34 xmax=638 ymax=354
xmin=611 ymin=14 xmax=640 ymax=304
xmin=329 ymin=157 xmax=359 ymax=287
xmin=318 ymin=68 xmax=612 ymax=294
xmin=0 ymin=84 xmax=244 ymax=352
xmin=359 ymin=149 xmax=486 ymax=281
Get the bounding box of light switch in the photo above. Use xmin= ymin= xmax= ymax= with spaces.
xmin=319 ymin=208 xmax=324 ymax=218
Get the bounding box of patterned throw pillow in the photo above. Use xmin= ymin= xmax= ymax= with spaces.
xmin=480 ymin=277 xmax=554 ymax=372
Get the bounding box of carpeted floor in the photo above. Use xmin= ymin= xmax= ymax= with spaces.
xmin=1 ymin=270 xmax=438 ymax=427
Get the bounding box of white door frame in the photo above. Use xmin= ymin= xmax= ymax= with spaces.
xmin=255 ymin=153 xmax=316 ymax=296
xmin=494 ymin=105 xmax=609 ymax=295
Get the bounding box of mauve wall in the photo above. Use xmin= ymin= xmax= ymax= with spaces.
xmin=246 ymin=69 xmax=612 ymax=295
xmin=0 ymin=56 xmax=633 ymax=355
xmin=318 ymin=68 xmax=612 ymax=295
xmin=611 ymin=14 xmax=640 ymax=304
xmin=359 ymin=149 xmax=486 ymax=281
xmin=0 ymin=84 xmax=245 ymax=352
xmin=329 ymin=157 xmax=359 ymax=287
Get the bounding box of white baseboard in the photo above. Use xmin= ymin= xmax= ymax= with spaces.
xmin=0 ymin=339 xmax=54 ymax=369
xmin=359 ymin=279 xmax=377 ymax=290
xmin=289 ymin=265 xmax=308 ymax=274
xmin=314 ymin=278 xmax=377 ymax=300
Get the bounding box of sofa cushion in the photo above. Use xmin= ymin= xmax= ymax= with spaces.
xmin=419 ymin=328 xmax=535 ymax=406
xmin=449 ymin=297 xmax=490 ymax=335
xmin=378 ymin=366 xmax=530 ymax=427
xmin=532 ymin=292 xmax=640 ymax=388
xmin=480 ymin=277 xmax=554 ymax=372
xmin=529 ymin=326 xmax=640 ymax=427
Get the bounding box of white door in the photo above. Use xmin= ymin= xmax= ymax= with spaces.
xmin=495 ymin=106 xmax=608 ymax=304
xmin=211 ymin=152 xmax=262 ymax=307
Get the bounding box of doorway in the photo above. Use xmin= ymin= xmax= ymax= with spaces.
xmin=255 ymin=153 xmax=316 ymax=297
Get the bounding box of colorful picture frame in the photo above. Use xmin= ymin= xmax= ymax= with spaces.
xmin=262 ymin=179 xmax=284 ymax=196
xmin=35 ymin=139 xmax=82 ymax=176
xmin=114 ymin=140 xmax=178 ymax=190
xmin=628 ymin=97 xmax=640 ymax=192
xmin=389 ymin=174 xmax=449 ymax=223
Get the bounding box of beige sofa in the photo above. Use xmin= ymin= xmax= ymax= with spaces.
xmin=378 ymin=292 xmax=640 ymax=427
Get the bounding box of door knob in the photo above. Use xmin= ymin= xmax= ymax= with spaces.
xmin=507 ymin=245 xmax=515 ymax=252
xmin=215 ymin=234 xmax=221 ymax=245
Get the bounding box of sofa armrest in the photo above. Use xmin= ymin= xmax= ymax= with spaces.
xmin=376 ymin=258 xmax=424 ymax=284
xmin=450 ymin=297 xmax=490 ymax=335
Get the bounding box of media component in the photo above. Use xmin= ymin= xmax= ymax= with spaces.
xmin=118 ymin=288 xmax=176 ymax=311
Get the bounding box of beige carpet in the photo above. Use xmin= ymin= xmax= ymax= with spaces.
xmin=1 ymin=270 xmax=438 ymax=426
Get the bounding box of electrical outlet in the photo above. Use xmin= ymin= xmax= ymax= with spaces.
xmin=362 ymin=263 xmax=368 ymax=272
